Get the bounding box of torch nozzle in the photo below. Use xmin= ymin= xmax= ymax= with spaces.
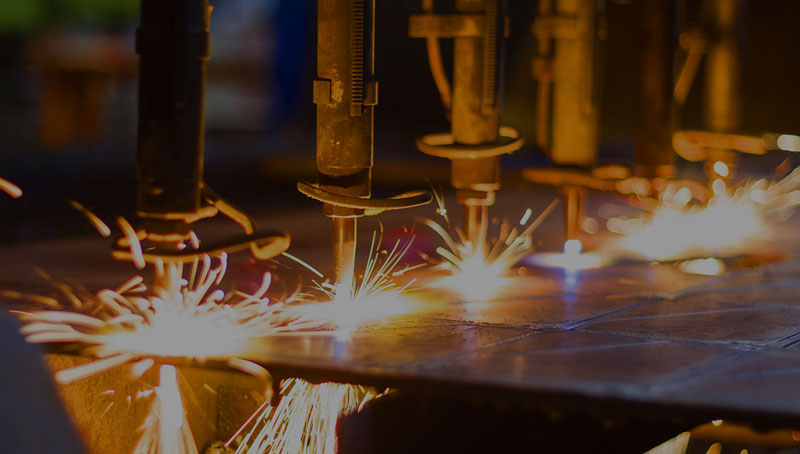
xmin=563 ymin=186 xmax=585 ymax=242
xmin=464 ymin=204 xmax=489 ymax=253
xmin=332 ymin=217 xmax=357 ymax=295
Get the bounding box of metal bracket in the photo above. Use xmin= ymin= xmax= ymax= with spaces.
xmin=313 ymin=79 xmax=332 ymax=105
xmin=364 ymin=80 xmax=378 ymax=106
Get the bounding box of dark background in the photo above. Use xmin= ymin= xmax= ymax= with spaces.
xmin=0 ymin=0 xmax=798 ymax=242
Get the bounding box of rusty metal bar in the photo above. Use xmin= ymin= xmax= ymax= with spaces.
xmin=635 ymin=0 xmax=677 ymax=179
xmin=136 ymin=0 xmax=210 ymax=222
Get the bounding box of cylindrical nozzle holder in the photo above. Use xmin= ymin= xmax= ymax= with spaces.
xmin=704 ymin=0 xmax=742 ymax=135
xmin=332 ymin=217 xmax=357 ymax=288
xmin=549 ymin=0 xmax=602 ymax=167
xmin=702 ymin=0 xmax=743 ymax=187
xmin=136 ymin=0 xmax=210 ymax=219
xmin=451 ymin=0 xmax=505 ymax=206
xmin=315 ymin=0 xmax=375 ymax=189
xmin=562 ymin=186 xmax=586 ymax=241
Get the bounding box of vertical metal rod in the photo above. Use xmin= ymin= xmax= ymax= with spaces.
xmin=703 ymin=0 xmax=743 ymax=182
xmin=534 ymin=0 xmax=553 ymax=151
xmin=704 ymin=0 xmax=742 ymax=135
xmin=332 ymin=217 xmax=357 ymax=291
xmin=562 ymin=186 xmax=584 ymax=241
xmin=635 ymin=0 xmax=676 ymax=179
xmin=550 ymin=0 xmax=600 ymax=167
xmin=137 ymin=0 xmax=210 ymax=219
xmin=464 ymin=205 xmax=488 ymax=249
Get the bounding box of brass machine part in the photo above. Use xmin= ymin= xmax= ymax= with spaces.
xmin=118 ymin=0 xmax=289 ymax=266
xmin=410 ymin=0 xmax=523 ymax=245
xmin=522 ymin=165 xmax=630 ymax=241
xmin=527 ymin=0 xmax=604 ymax=241
xmin=301 ymin=0 xmax=431 ymax=286
xmin=703 ymin=0 xmax=743 ymax=183
xmin=634 ymin=0 xmax=676 ymax=180
xmin=532 ymin=0 xmax=602 ymax=166
xmin=673 ymin=130 xmax=800 ymax=162
xmin=673 ymin=0 xmax=744 ymax=185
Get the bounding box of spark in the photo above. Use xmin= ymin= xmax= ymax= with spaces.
xmin=420 ymin=199 xmax=558 ymax=301
xmin=293 ymin=231 xmax=419 ymax=329
xmin=135 ymin=365 xmax=198 ymax=454
xmin=282 ymin=251 xmax=325 ymax=278
xmin=69 ymin=200 xmax=112 ymax=237
xmin=0 ymin=176 xmax=22 ymax=198
xmin=234 ymin=378 xmax=384 ymax=454
xmin=17 ymin=255 xmax=319 ymax=385
xmin=712 ymin=161 xmax=730 ymax=178
xmin=527 ymin=239 xmax=606 ymax=271
xmin=14 ymin=201 xmax=410 ymax=453
xmin=679 ymin=257 xmax=725 ymax=276
xmin=15 ymin=248 xmax=322 ymax=453
xmin=777 ymin=134 xmax=800 ymax=152
xmin=117 ymin=216 xmax=146 ymax=269
xmin=430 ymin=183 xmax=449 ymax=223
xmin=607 ymin=166 xmax=800 ymax=260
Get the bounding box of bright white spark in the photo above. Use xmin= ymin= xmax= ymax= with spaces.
xmin=235 ymin=378 xmax=384 ymax=454
xmin=69 ymin=200 xmax=111 ymax=237
xmin=421 ymin=200 xmax=558 ymax=301
xmin=527 ymin=239 xmax=606 ymax=271
xmin=293 ymin=232 xmax=419 ymax=330
xmin=0 ymin=177 xmax=21 ymax=198
xmin=15 ymin=252 xmax=327 ymax=454
xmin=607 ymin=167 xmax=800 ymax=260
xmin=679 ymin=257 xmax=725 ymax=276
xmin=135 ymin=365 xmax=198 ymax=454
xmin=16 ymin=255 xmax=321 ymax=385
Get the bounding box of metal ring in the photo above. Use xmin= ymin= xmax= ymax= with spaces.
xmin=416 ymin=126 xmax=524 ymax=160
xmin=297 ymin=181 xmax=432 ymax=215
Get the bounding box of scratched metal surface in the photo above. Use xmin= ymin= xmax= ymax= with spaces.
xmin=238 ymin=255 xmax=800 ymax=423
xmin=3 ymin=195 xmax=800 ymax=426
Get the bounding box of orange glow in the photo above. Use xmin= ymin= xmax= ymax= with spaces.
xmin=17 ymin=254 xmax=321 ymax=385
xmin=679 ymin=257 xmax=725 ymax=276
xmin=69 ymin=200 xmax=111 ymax=237
xmin=0 ymin=177 xmax=22 ymax=198
xmin=421 ymin=200 xmax=558 ymax=301
xmin=235 ymin=378 xmax=384 ymax=454
xmin=135 ymin=365 xmax=198 ymax=454
xmin=608 ymin=166 xmax=800 ymax=261
xmin=292 ymin=233 xmax=420 ymax=329
xmin=528 ymin=239 xmax=606 ymax=271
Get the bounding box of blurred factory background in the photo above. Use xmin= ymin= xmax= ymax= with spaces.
xmin=0 ymin=0 xmax=798 ymax=243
